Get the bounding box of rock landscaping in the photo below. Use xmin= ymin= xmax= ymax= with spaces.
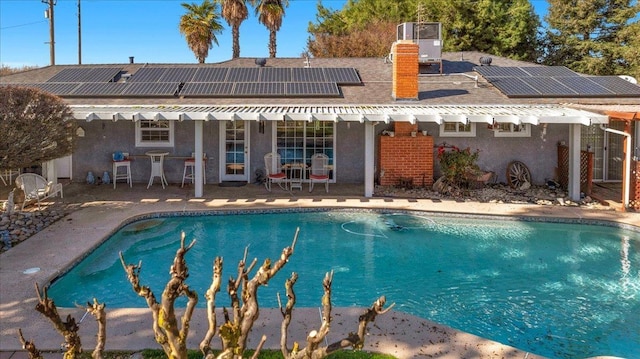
xmin=0 ymin=207 xmax=68 ymax=253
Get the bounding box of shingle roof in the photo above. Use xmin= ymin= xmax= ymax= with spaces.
xmin=1 ymin=52 xmax=637 ymax=124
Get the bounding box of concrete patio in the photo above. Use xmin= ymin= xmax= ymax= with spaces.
xmin=1 ymin=181 xmax=638 ymax=359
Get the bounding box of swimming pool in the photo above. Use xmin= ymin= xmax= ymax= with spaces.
xmin=48 ymin=210 xmax=640 ymax=358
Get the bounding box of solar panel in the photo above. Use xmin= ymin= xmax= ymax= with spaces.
xmin=287 ymin=82 xmax=340 ymax=96
xmin=292 ymin=68 xmax=325 ymax=82
xmin=227 ymin=68 xmax=260 ymax=82
xmin=13 ymin=82 xmax=81 ymax=95
xmin=159 ymin=68 xmax=197 ymax=83
xmin=559 ymin=77 xmax=615 ymax=96
xmin=72 ymin=82 xmax=128 ymax=96
xmin=474 ymin=66 xmax=529 ymax=77
xmin=520 ymin=77 xmax=577 ymax=96
xmin=233 ymin=82 xmax=285 ymax=96
xmin=521 ymin=66 xmax=579 ymax=77
xmin=123 ymin=82 xmax=179 ymax=96
xmin=487 ymin=77 xmax=540 ymax=97
xmin=323 ymin=68 xmax=361 ymax=84
xmin=46 ymin=67 xmax=122 ymax=82
xmin=128 ymin=67 xmax=169 ymax=82
xmin=192 ymin=68 xmax=228 ymax=82
xmin=259 ymin=67 xmax=291 ymax=82
xmin=180 ymin=82 xmax=233 ymax=96
xmin=588 ymin=76 xmax=640 ymax=96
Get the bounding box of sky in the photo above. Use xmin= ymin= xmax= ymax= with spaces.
xmin=0 ymin=0 xmax=549 ymax=68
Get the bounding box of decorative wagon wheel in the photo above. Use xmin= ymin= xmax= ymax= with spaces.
xmin=506 ymin=161 xmax=531 ymax=189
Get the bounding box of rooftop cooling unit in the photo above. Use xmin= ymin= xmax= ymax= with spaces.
xmin=397 ymin=22 xmax=442 ymax=63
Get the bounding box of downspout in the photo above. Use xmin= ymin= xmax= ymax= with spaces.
xmin=600 ymin=124 xmax=631 ymax=208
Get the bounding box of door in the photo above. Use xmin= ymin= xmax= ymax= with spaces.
xmin=219 ymin=120 xmax=249 ymax=182
xmin=605 ymin=121 xmax=625 ymax=181
xmin=54 ymin=155 xmax=72 ymax=179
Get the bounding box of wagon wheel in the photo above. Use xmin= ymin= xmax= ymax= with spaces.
xmin=506 ymin=161 xmax=531 ymax=189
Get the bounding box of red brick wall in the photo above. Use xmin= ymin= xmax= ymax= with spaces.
xmin=379 ymin=131 xmax=434 ymax=187
xmin=392 ymin=42 xmax=419 ymax=100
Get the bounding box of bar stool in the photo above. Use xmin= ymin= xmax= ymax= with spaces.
xmin=181 ymin=152 xmax=207 ymax=187
xmin=112 ymin=152 xmax=132 ymax=189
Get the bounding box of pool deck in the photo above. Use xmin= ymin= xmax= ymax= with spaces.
xmin=1 ymin=182 xmax=638 ymax=359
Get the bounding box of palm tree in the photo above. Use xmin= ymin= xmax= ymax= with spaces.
xmin=251 ymin=0 xmax=289 ymax=58
xmin=216 ymin=0 xmax=249 ymax=58
xmin=179 ymin=0 xmax=224 ymax=63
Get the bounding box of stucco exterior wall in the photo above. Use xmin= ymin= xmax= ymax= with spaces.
xmin=72 ymin=119 xmax=569 ymax=187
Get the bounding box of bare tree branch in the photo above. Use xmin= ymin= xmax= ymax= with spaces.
xmin=33 ymin=282 xmax=82 ymax=359
xmin=200 ymin=256 xmax=223 ymax=358
xmin=18 ymin=328 xmax=42 ymax=359
xmin=85 ymin=298 xmax=106 ymax=359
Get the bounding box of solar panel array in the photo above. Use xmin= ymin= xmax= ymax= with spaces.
xmin=474 ymin=66 xmax=640 ymax=98
xmin=16 ymin=65 xmax=361 ymax=97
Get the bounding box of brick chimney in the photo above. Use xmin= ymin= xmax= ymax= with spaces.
xmin=391 ymin=41 xmax=419 ymax=100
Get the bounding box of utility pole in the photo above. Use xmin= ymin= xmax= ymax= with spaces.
xmin=78 ymin=0 xmax=82 ymax=64
xmin=42 ymin=0 xmax=56 ymax=65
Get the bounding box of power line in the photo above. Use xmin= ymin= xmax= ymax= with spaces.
xmin=0 ymin=20 xmax=47 ymax=30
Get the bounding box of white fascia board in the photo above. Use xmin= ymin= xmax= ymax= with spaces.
xmin=520 ymin=116 xmax=540 ymax=125
xmin=312 ymin=113 xmax=338 ymax=122
xmin=468 ymin=115 xmax=495 ymax=124
xmin=415 ymin=114 xmax=443 ymax=124
xmin=260 ymin=113 xmax=283 ymax=121
xmin=539 ymin=116 xmax=591 ymax=125
xmin=285 ymin=113 xmax=311 ymax=122
xmin=493 ymin=115 xmax=520 ymax=124
xmin=441 ymin=114 xmax=468 ymax=123
xmin=340 ymin=113 xmax=367 ymax=122
xmin=206 ymin=112 xmax=235 ymax=121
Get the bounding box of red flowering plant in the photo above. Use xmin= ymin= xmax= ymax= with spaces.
xmin=437 ymin=145 xmax=481 ymax=187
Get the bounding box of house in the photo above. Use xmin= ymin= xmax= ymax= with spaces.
xmin=2 ymin=44 xmax=640 ymax=207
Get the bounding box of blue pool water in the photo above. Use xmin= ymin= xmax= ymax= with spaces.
xmin=48 ymin=210 xmax=640 ymax=358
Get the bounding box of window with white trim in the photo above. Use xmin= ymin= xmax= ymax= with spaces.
xmin=492 ymin=123 xmax=531 ymax=137
xmin=439 ymin=122 xmax=476 ymax=137
xmin=135 ymin=120 xmax=174 ymax=147
xmin=274 ymin=120 xmax=335 ymax=180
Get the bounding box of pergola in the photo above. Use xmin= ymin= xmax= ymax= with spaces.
xmin=70 ymin=103 xmax=609 ymax=200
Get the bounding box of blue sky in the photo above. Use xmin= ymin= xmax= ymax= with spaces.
xmin=0 ymin=0 xmax=548 ymax=68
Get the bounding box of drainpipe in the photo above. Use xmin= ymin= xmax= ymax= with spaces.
xmin=600 ymin=125 xmax=631 ymax=208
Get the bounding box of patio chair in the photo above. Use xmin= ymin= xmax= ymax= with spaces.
xmin=14 ymin=173 xmax=63 ymax=211
xmin=181 ymin=152 xmax=207 ymax=187
xmin=264 ymin=152 xmax=288 ymax=191
xmin=309 ymin=153 xmax=330 ymax=193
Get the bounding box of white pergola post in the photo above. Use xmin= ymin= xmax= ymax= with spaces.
xmin=364 ymin=122 xmax=375 ymax=197
xmin=568 ymin=124 xmax=581 ymax=201
xmin=194 ymin=120 xmax=204 ymax=198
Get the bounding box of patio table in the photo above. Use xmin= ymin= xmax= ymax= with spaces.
xmin=145 ymin=151 xmax=169 ymax=189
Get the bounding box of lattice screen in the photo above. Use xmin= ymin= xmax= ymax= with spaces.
xmin=556 ymin=145 xmax=593 ymax=195
xmin=630 ymin=161 xmax=640 ymax=209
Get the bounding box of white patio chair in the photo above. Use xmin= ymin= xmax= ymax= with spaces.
xmin=264 ymin=152 xmax=288 ymax=191
xmin=14 ymin=173 xmax=63 ymax=211
xmin=309 ymin=153 xmax=330 ymax=193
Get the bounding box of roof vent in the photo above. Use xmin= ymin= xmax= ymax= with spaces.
xmin=129 ymin=56 xmax=135 ymax=64
xmin=255 ymin=58 xmax=267 ymax=67
xmin=479 ymin=56 xmax=492 ymax=66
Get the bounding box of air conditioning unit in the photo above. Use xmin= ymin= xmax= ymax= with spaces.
xmin=396 ymin=22 xmax=442 ymax=62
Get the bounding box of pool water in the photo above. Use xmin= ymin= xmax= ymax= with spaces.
xmin=48 ymin=211 xmax=640 ymax=358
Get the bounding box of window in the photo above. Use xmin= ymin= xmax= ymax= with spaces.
xmin=274 ymin=121 xmax=335 ymax=180
xmin=135 ymin=120 xmax=174 ymax=147
xmin=439 ymin=122 xmax=476 ymax=137
xmin=493 ymin=123 xmax=531 ymax=137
